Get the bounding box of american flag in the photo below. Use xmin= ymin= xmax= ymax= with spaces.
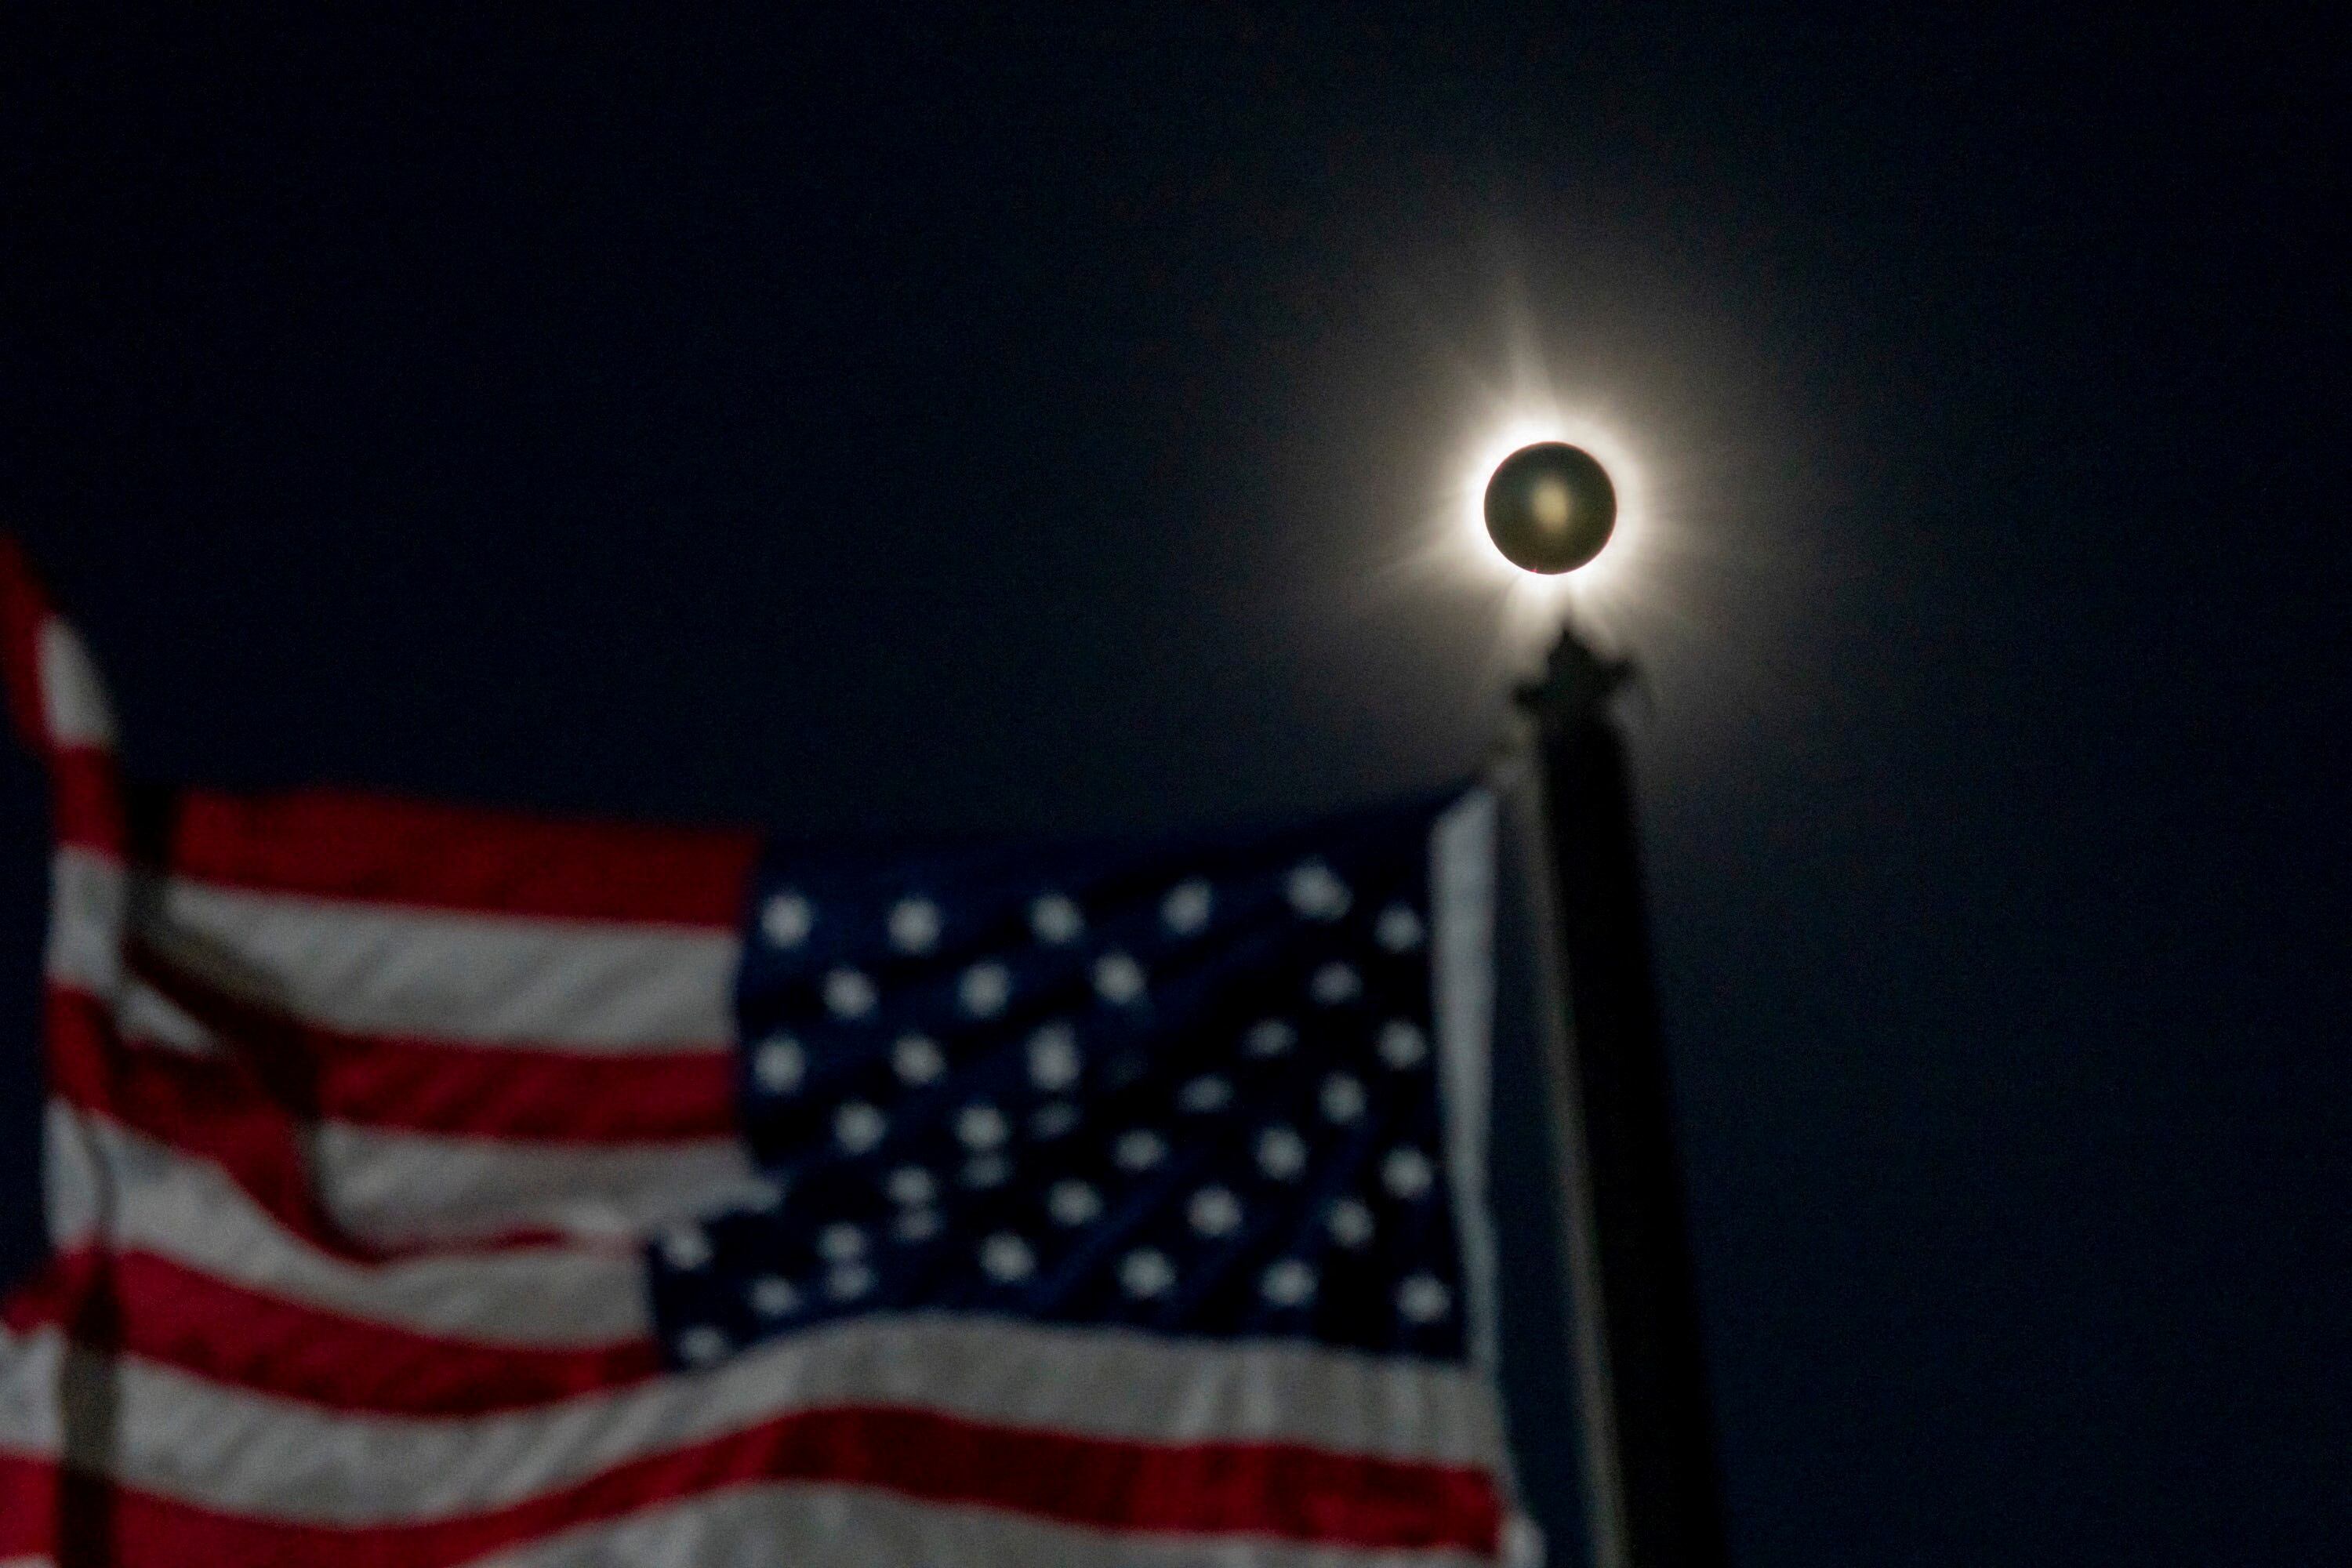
xmin=0 ymin=535 xmax=1530 ymax=1566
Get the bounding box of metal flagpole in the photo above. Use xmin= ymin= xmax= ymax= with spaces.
xmin=1515 ymin=621 xmax=1730 ymax=1568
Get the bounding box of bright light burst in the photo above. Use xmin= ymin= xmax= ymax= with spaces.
xmin=1393 ymin=384 xmax=1661 ymax=659
xmin=1458 ymin=408 xmax=1647 ymax=597
xmin=1356 ymin=313 xmax=1693 ymax=674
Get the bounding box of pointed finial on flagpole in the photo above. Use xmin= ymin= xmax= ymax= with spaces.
xmin=1515 ymin=619 xmax=1632 ymax=735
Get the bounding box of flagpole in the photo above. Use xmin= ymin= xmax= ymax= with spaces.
xmin=1515 ymin=620 xmax=1730 ymax=1568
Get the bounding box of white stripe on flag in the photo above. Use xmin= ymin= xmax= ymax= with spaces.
xmin=63 ymin=1316 xmax=1502 ymax=1526
xmin=52 ymin=1109 xmax=651 ymax=1345
xmin=1431 ymin=786 xmax=1501 ymax=1377
xmin=471 ymin=1483 xmax=1502 ymax=1568
xmin=45 ymin=849 xmax=124 ymax=1000
xmin=115 ymin=977 xmax=218 ymax=1054
xmin=0 ymin=1323 xmax=64 ymax=1463
xmin=314 ymin=1124 xmax=759 ymax=1246
xmin=70 ymin=985 xmax=750 ymax=1246
xmin=49 ymin=1105 xmax=1508 ymax=1476
xmin=37 ymin=619 xmax=114 ymax=749
xmin=51 ymin=849 xmax=737 ymax=1051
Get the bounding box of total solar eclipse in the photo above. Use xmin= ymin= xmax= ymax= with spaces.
xmin=1482 ymin=441 xmax=1617 ymax=574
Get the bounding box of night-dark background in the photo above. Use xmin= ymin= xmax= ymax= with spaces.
xmin=2 ymin=10 xmax=2344 ymax=1562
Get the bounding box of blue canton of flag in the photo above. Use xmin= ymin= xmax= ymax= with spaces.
xmin=650 ymin=789 xmax=1498 ymax=1371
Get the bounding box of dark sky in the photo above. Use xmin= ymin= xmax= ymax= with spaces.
xmin=3 ymin=10 xmax=2344 ymax=1563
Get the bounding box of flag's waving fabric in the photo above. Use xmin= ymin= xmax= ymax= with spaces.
xmin=0 ymin=536 xmax=1526 ymax=1566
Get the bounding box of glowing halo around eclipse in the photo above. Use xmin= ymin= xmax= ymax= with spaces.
xmin=1443 ymin=408 xmax=1651 ymax=630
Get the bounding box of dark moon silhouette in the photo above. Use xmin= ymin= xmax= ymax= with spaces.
xmin=1483 ymin=441 xmax=1617 ymax=574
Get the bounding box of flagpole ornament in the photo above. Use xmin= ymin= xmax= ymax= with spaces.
xmin=1483 ymin=442 xmax=1617 ymax=575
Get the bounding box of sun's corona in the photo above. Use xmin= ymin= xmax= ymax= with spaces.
xmin=1448 ymin=408 xmax=1648 ymax=618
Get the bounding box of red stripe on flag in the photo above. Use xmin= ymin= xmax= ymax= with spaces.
xmin=0 ymin=1406 xmax=1504 ymax=1564
xmin=1 ymin=538 xmax=127 ymax=863
xmin=48 ymin=986 xmax=354 ymax=1255
xmin=50 ymin=744 xmax=125 ymax=858
xmin=303 ymin=1033 xmax=735 ymax=1142
xmin=0 ymin=532 xmax=56 ymax=752
xmin=0 ymin=1452 xmax=56 ymax=1562
xmin=301 ymin=1031 xmax=733 ymax=1142
xmin=49 ymin=989 xmax=587 ymax=1258
xmin=19 ymin=1247 xmax=662 ymax=1417
xmin=119 ymin=954 xmax=735 ymax=1143
xmin=155 ymin=787 xmax=759 ymax=926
